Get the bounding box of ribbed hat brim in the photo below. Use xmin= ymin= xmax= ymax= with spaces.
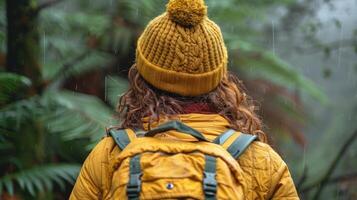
xmin=136 ymin=46 xmax=227 ymax=96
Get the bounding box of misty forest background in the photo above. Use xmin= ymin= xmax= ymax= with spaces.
xmin=0 ymin=0 xmax=356 ymax=199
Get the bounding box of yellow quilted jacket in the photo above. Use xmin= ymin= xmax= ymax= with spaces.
xmin=70 ymin=114 xmax=299 ymax=200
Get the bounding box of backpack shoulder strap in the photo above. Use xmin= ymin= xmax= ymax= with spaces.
xmin=213 ymin=129 xmax=235 ymax=145
xmin=226 ymin=133 xmax=257 ymax=159
xmin=107 ymin=128 xmax=135 ymax=150
xmin=213 ymin=129 xmax=257 ymax=159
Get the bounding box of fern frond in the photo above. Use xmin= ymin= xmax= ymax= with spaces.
xmin=232 ymin=50 xmax=328 ymax=104
xmin=0 ymin=73 xmax=31 ymax=104
xmin=105 ymin=75 xmax=128 ymax=107
xmin=43 ymin=90 xmax=115 ymax=146
xmin=0 ymin=164 xmax=80 ymax=196
xmin=42 ymin=50 xmax=112 ymax=82
xmin=0 ymin=96 xmax=43 ymax=128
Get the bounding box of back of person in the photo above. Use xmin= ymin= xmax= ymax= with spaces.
xmin=70 ymin=0 xmax=300 ymax=199
xmin=107 ymin=120 xmax=256 ymax=199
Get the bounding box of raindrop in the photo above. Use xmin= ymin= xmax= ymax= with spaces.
xmin=135 ymin=8 xmax=139 ymax=18
xmin=302 ymin=146 xmax=306 ymax=175
xmin=271 ymin=20 xmax=276 ymax=56
xmin=337 ymin=25 xmax=343 ymax=69
xmin=43 ymin=31 xmax=46 ymax=66
xmin=105 ymin=76 xmax=108 ymax=101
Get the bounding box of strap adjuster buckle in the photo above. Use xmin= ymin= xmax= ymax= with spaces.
xmin=127 ymin=173 xmax=142 ymax=198
xmin=203 ymin=172 xmax=217 ymax=196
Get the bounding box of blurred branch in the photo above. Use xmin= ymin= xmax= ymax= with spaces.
xmin=34 ymin=0 xmax=64 ymax=14
xmin=295 ymin=38 xmax=357 ymax=54
xmin=49 ymin=50 xmax=90 ymax=85
xmin=328 ymin=172 xmax=357 ymax=184
xmin=302 ymin=171 xmax=357 ymax=193
xmin=310 ymin=129 xmax=357 ymax=200
xmin=296 ymin=165 xmax=308 ymax=190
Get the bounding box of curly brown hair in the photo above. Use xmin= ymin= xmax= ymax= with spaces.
xmin=116 ymin=65 xmax=267 ymax=142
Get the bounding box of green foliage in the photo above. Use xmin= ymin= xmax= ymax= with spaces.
xmin=41 ymin=10 xmax=111 ymax=35
xmin=1 ymin=0 xmax=344 ymax=198
xmin=0 ymin=74 xmax=114 ymax=196
xmin=105 ymin=26 xmax=134 ymax=56
xmin=42 ymin=50 xmax=112 ymax=82
xmin=0 ymin=85 xmax=113 ymax=196
xmin=105 ymin=75 xmax=129 ymax=107
xmin=0 ymin=164 xmax=80 ymax=196
xmin=118 ymin=0 xmax=165 ymax=26
xmin=234 ymin=49 xmax=327 ymax=104
xmin=0 ymin=1 xmax=119 ymax=197
xmin=0 ymin=0 xmax=5 ymax=52
xmin=43 ymin=90 xmax=115 ymax=147
xmin=39 ymin=8 xmax=114 ymax=82
xmin=0 ymin=73 xmax=31 ymax=104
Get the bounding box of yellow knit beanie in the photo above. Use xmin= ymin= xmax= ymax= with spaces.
xmin=136 ymin=0 xmax=228 ymax=96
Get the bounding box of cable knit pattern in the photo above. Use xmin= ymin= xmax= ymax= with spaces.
xmin=135 ymin=0 xmax=228 ymax=96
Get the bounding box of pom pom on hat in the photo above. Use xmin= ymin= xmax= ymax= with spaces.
xmin=167 ymin=0 xmax=207 ymax=27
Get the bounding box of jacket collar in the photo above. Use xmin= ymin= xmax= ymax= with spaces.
xmin=141 ymin=113 xmax=231 ymax=141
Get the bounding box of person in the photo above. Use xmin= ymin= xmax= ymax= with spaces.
xmin=70 ymin=0 xmax=299 ymax=199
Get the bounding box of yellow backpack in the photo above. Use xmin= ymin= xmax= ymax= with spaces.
xmin=107 ymin=120 xmax=257 ymax=200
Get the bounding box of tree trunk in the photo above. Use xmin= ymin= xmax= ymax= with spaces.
xmin=6 ymin=0 xmax=42 ymax=93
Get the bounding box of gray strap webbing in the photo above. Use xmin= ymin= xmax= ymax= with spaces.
xmin=108 ymin=129 xmax=131 ymax=150
xmin=226 ymin=133 xmax=257 ymax=159
xmin=203 ymin=155 xmax=217 ymax=200
xmin=145 ymin=120 xmax=208 ymax=141
xmin=213 ymin=129 xmax=235 ymax=145
xmin=127 ymin=154 xmax=142 ymax=200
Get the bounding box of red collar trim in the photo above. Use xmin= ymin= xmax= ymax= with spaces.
xmin=182 ymin=103 xmax=215 ymax=114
